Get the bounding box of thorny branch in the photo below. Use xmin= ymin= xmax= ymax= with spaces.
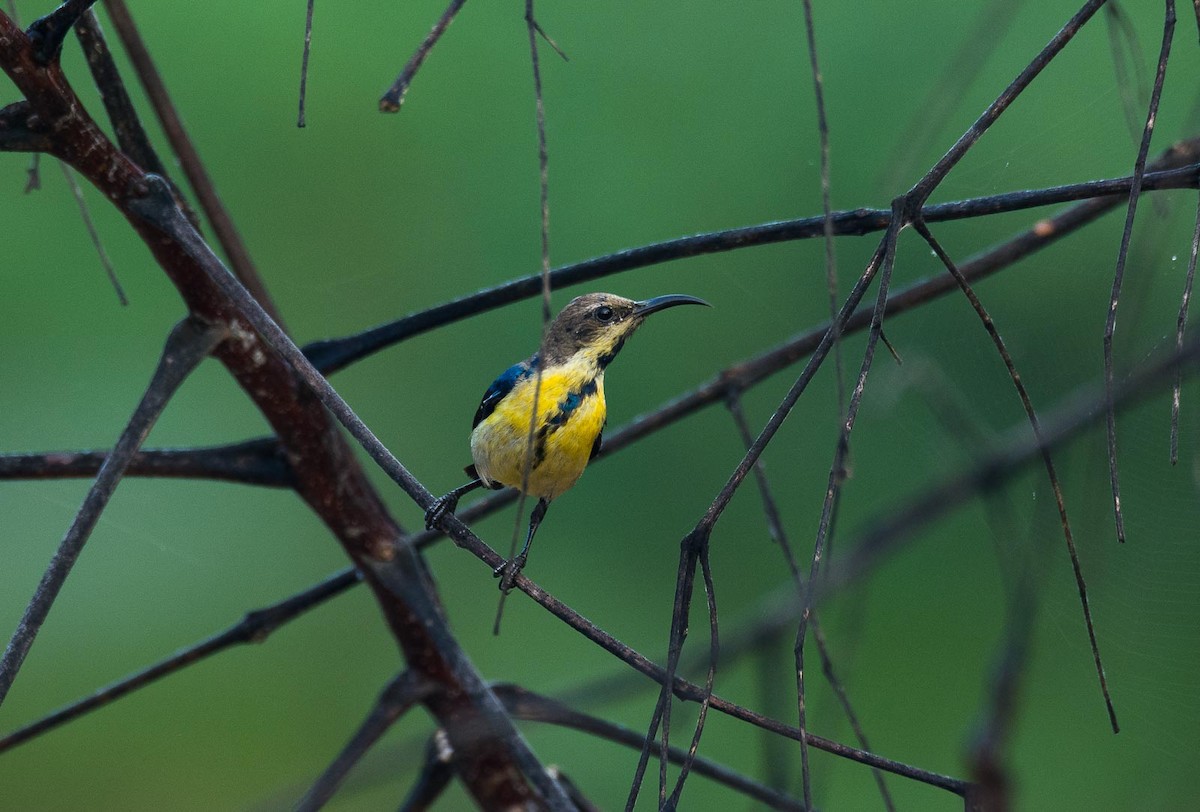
xmin=0 ymin=9 xmax=573 ymax=808
xmin=3 ymin=1 xmax=1197 ymax=808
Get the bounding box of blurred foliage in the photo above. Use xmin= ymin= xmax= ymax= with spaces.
xmin=1 ymin=1 xmax=1198 ymax=809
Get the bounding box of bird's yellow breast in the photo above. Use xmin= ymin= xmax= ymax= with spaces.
xmin=470 ymin=363 xmax=606 ymax=501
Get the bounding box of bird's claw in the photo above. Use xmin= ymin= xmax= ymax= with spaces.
xmin=492 ymin=555 xmax=527 ymax=593
xmin=424 ymin=494 xmax=459 ymax=530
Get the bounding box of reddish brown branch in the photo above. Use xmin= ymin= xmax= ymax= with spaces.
xmin=0 ymin=13 xmax=570 ymax=806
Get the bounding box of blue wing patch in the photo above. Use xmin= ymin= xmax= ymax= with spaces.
xmin=546 ymin=378 xmax=598 ymax=428
xmin=473 ymin=356 xmax=537 ymax=429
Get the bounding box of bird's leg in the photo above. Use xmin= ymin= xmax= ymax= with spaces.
xmin=495 ymin=498 xmax=549 ymax=592
xmin=425 ymin=478 xmax=485 ymax=530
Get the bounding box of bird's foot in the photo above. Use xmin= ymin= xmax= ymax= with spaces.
xmin=424 ymin=493 xmax=460 ymax=530
xmin=492 ymin=554 xmax=528 ymax=593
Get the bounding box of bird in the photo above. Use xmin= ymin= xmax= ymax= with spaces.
xmin=425 ymin=291 xmax=709 ymax=590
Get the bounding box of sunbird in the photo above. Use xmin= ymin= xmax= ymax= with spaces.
xmin=426 ymin=292 xmax=709 ymax=589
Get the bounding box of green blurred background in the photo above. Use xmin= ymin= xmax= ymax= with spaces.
xmin=2 ymin=0 xmax=1198 ymax=808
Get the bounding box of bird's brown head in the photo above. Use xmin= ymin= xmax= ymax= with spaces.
xmin=540 ymin=292 xmax=709 ymax=370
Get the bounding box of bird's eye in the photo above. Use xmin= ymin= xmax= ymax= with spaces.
xmin=594 ymin=305 xmax=615 ymax=322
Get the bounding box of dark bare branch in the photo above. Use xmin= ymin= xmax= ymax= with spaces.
xmin=727 ymin=394 xmax=894 ymax=811
xmin=495 ymin=685 xmax=806 ymax=811
xmin=297 ymin=0 xmax=315 ymax=127
xmin=380 ymin=0 xmax=468 ymax=112
xmin=301 ymin=161 xmax=1200 ymax=376
xmin=1171 ymin=193 xmax=1200 ymax=463
xmin=0 ymin=103 xmax=50 ymax=152
xmin=1103 ymin=0 xmax=1175 ymax=544
xmin=26 ymin=0 xmax=98 ymax=63
xmin=0 ymin=438 xmax=294 ymax=487
xmin=74 ymin=10 xmax=171 ymax=179
xmin=800 ymin=0 xmax=846 ymax=497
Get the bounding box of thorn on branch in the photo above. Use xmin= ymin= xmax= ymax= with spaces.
xmin=0 ymin=101 xmax=51 ymax=153
xmin=26 ymin=0 xmax=100 ymax=64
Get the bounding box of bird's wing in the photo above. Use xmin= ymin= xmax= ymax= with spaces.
xmin=589 ymin=429 xmax=603 ymax=461
xmin=472 ymin=358 xmax=535 ymax=429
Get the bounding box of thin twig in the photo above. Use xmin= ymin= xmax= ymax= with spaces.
xmin=102 ymin=0 xmax=280 ymax=324
xmin=1171 ymin=192 xmax=1200 ymax=464
xmin=379 ymin=0 xmax=468 ymax=112
xmin=297 ymin=0 xmax=315 ymax=127
xmin=1103 ymin=0 xmax=1175 ymax=544
xmin=726 ymin=394 xmax=894 ymax=811
xmin=0 ymin=317 xmax=224 ymax=707
xmin=800 ymin=0 xmax=846 ymax=471
xmin=495 ymin=685 xmax=804 ymax=811
xmin=73 ymin=9 xmax=170 ymax=179
xmin=794 ymin=221 xmax=900 ymax=807
xmin=296 ymin=672 xmax=432 ymax=811
xmin=665 ymin=548 xmax=719 ymax=810
xmin=625 ymin=528 xmax=710 ymax=810
xmin=58 ymin=159 xmax=126 ymax=305
xmin=495 ymin=0 xmax=557 ymax=618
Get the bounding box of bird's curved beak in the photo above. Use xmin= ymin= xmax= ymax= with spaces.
xmin=632 ymin=294 xmax=710 ymax=318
